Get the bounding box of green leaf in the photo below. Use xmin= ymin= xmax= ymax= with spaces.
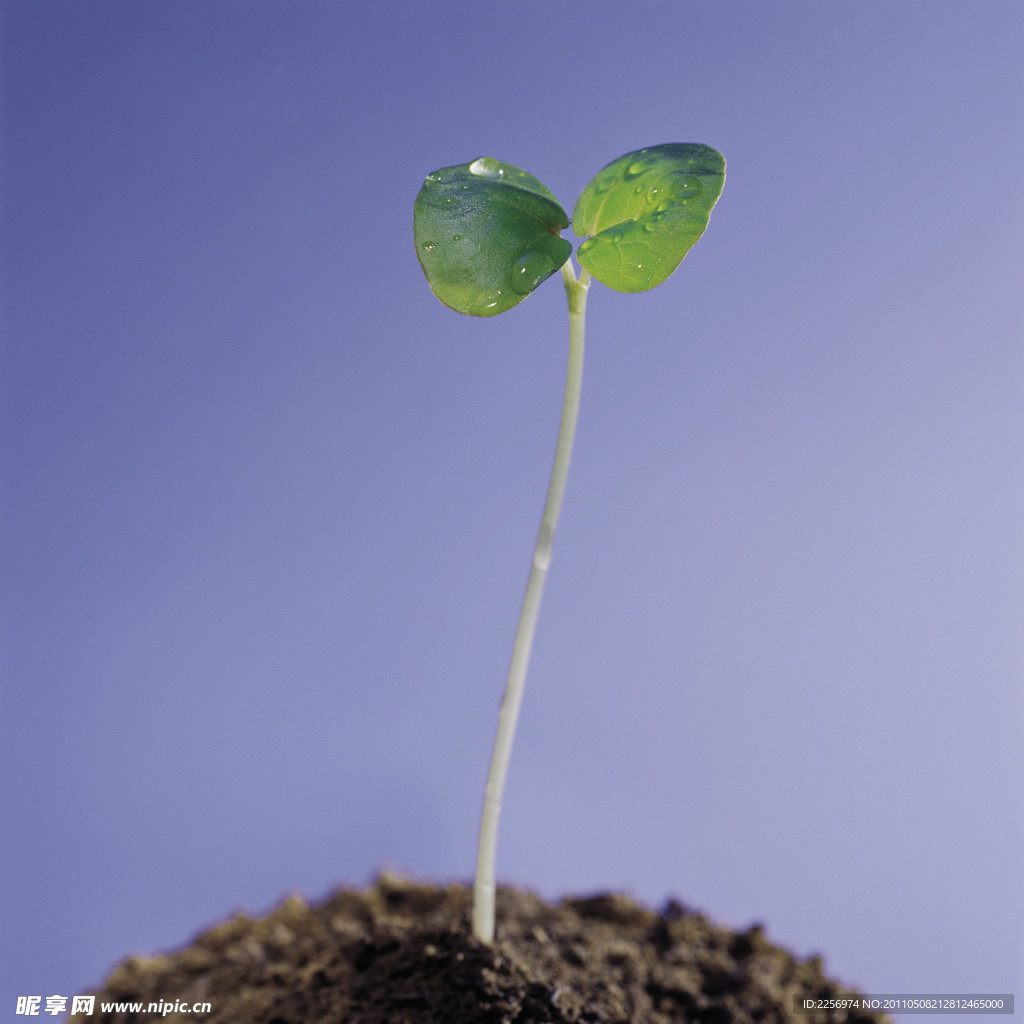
xmin=414 ymin=157 xmax=573 ymax=317
xmin=573 ymin=144 xmax=725 ymax=293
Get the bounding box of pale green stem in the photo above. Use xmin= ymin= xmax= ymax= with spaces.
xmin=472 ymin=258 xmax=590 ymax=944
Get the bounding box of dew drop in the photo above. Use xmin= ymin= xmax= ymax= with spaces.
xmin=466 ymin=290 xmax=503 ymax=314
xmin=421 ymin=240 xmax=436 ymax=250
xmin=469 ymin=157 xmax=504 ymax=178
xmin=618 ymin=152 xmax=651 ymax=179
xmin=670 ymin=174 xmax=702 ymax=200
xmin=452 ymin=234 xmax=462 ymax=242
xmin=578 ymin=234 xmax=615 ymax=260
xmin=510 ymin=250 xmax=557 ymax=295
xmin=631 ymin=257 xmax=655 ymax=287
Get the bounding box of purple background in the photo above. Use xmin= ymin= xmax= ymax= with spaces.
xmin=3 ymin=1 xmax=1022 ymax=1016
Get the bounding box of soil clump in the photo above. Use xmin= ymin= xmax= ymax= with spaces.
xmin=72 ymin=872 xmax=888 ymax=1024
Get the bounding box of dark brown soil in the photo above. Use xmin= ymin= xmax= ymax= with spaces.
xmin=70 ymin=873 xmax=889 ymax=1024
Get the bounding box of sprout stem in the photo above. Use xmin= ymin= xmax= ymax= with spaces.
xmin=472 ymin=258 xmax=590 ymax=944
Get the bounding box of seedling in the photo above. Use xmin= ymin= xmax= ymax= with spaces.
xmin=414 ymin=143 xmax=726 ymax=944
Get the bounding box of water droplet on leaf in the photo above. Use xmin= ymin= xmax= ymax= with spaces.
xmin=670 ymin=175 xmax=702 ymax=200
xmin=510 ymin=250 xmax=557 ymax=295
xmin=465 ymin=289 xmax=503 ymax=315
xmin=624 ymin=159 xmax=649 ymax=179
xmin=469 ymin=157 xmax=504 ymax=178
xmin=630 ymin=257 xmax=654 ymax=287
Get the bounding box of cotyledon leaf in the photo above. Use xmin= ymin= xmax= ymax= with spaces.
xmin=573 ymin=144 xmax=725 ymax=294
xmin=414 ymin=157 xmax=573 ymax=317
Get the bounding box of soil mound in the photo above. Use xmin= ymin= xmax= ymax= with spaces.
xmin=71 ymin=872 xmax=888 ymax=1024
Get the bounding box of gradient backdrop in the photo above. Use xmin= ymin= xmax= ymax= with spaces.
xmin=3 ymin=1 xmax=1022 ymax=1015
